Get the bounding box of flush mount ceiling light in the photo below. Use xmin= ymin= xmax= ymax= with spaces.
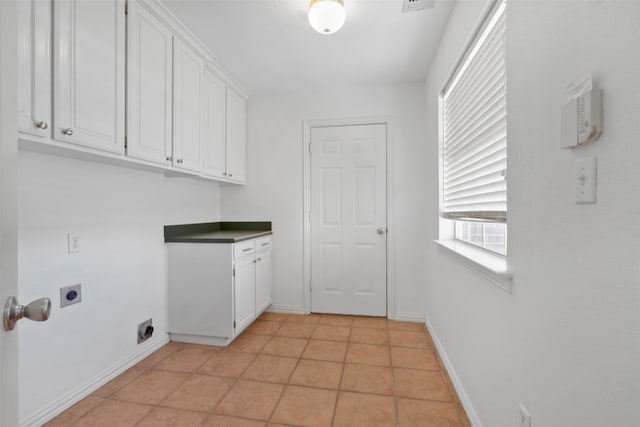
xmin=308 ymin=0 xmax=346 ymax=35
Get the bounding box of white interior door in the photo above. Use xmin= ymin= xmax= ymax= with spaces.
xmin=310 ymin=124 xmax=387 ymax=317
xmin=1 ymin=1 xmax=19 ymax=424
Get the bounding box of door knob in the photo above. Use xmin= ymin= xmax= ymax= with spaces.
xmin=61 ymin=128 xmax=73 ymax=136
xmin=377 ymin=228 xmax=386 ymax=235
xmin=35 ymin=121 xmax=48 ymax=130
xmin=3 ymin=296 xmax=51 ymax=331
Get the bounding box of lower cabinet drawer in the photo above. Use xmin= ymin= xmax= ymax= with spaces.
xmin=233 ymin=240 xmax=255 ymax=260
xmin=255 ymin=236 xmax=272 ymax=251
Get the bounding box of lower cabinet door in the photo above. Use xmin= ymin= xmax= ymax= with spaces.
xmin=233 ymin=257 xmax=256 ymax=334
xmin=255 ymin=251 xmax=272 ymax=314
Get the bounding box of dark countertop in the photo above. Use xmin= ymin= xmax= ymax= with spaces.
xmin=164 ymin=222 xmax=272 ymax=243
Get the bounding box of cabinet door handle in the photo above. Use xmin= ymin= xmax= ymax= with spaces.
xmin=261 ymin=243 xmax=269 ymax=247
xmin=252 ymin=259 xmax=257 ymax=264
xmin=35 ymin=121 xmax=48 ymax=130
xmin=61 ymin=128 xmax=73 ymax=136
xmin=222 ymin=172 xmax=227 ymax=176
xmin=256 ymin=257 xmax=262 ymax=262
xmin=176 ymin=159 xmax=183 ymax=164
xmin=242 ymin=248 xmax=253 ymax=252
xmin=166 ymin=156 xmax=173 ymax=162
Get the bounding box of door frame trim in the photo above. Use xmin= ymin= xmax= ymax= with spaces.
xmin=302 ymin=117 xmax=395 ymax=318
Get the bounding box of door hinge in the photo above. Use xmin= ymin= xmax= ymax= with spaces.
xmin=233 ymin=268 xmax=235 ymax=277
xmin=233 ymin=320 xmax=236 ymax=329
xmin=124 ymin=136 xmax=128 ymax=149
xmin=308 ymin=141 xmax=311 ymax=155
xmin=124 ymin=0 xmax=128 ymax=15
xmin=308 ymin=211 xmax=312 ymax=223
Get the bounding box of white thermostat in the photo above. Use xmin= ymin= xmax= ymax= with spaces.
xmin=561 ymin=74 xmax=603 ymax=149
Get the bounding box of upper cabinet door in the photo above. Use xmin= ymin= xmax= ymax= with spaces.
xmin=53 ymin=0 xmax=125 ymax=154
xmin=226 ymin=88 xmax=247 ymax=184
xmin=201 ymin=68 xmax=227 ymax=179
xmin=127 ymin=0 xmax=173 ymax=166
xmin=173 ymin=38 xmax=203 ymax=173
xmin=17 ymin=0 xmax=52 ymax=138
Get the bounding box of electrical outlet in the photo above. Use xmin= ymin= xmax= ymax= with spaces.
xmin=67 ymin=233 xmax=80 ymax=253
xmin=519 ymin=403 xmax=531 ymax=427
xmin=137 ymin=319 xmax=154 ymax=344
xmin=60 ymin=283 xmax=82 ymax=308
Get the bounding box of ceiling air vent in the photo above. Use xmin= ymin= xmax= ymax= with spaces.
xmin=402 ymin=0 xmax=436 ymax=13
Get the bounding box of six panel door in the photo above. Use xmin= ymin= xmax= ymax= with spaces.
xmin=310 ymin=123 xmax=387 ymax=316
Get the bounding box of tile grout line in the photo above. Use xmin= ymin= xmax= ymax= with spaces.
xmin=126 ymin=347 xmax=220 ymax=426
xmin=52 ymin=315 xmax=469 ymax=426
xmin=199 ymin=334 xmax=265 ymax=425
xmin=63 ymin=342 xmax=184 ymax=427
xmin=386 ymin=322 xmax=402 ymax=427
xmin=329 ymin=320 xmax=352 ymax=426
xmin=266 ymin=316 xmax=318 ymax=425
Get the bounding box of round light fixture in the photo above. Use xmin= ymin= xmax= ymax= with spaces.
xmin=308 ymin=0 xmax=345 ymax=35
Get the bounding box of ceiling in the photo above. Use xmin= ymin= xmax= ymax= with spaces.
xmin=161 ymin=0 xmax=455 ymax=96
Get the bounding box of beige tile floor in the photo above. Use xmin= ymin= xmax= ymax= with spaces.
xmin=45 ymin=313 xmax=471 ymax=427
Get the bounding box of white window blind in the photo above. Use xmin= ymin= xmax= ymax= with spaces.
xmin=442 ymin=1 xmax=507 ymax=222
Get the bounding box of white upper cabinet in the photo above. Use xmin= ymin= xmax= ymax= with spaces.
xmin=53 ymin=0 xmax=125 ymax=154
xmin=17 ymin=0 xmax=52 ymax=139
xmin=172 ymin=38 xmax=204 ymax=173
xmin=16 ymin=0 xmax=247 ymax=184
xmin=226 ymin=88 xmax=247 ymax=184
xmin=126 ymin=0 xmax=173 ymax=166
xmin=202 ymin=67 xmax=227 ymax=179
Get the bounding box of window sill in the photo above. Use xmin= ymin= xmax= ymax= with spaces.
xmin=434 ymin=239 xmax=512 ymax=293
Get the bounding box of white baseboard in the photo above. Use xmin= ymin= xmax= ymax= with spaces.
xmin=392 ymin=312 xmax=426 ymax=322
xmin=425 ymin=316 xmax=483 ymax=427
xmin=21 ymin=334 xmax=170 ymax=427
xmin=267 ymin=304 xmax=305 ymax=315
xmin=266 ymin=307 xmax=426 ymax=321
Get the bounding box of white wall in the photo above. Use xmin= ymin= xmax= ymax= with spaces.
xmin=220 ymin=84 xmax=428 ymax=319
xmin=424 ymin=1 xmax=640 ymax=426
xmin=17 ymin=151 xmax=221 ymax=422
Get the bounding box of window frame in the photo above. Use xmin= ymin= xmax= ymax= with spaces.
xmin=435 ymin=0 xmax=511 ymax=291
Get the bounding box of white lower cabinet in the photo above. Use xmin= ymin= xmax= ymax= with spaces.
xmin=255 ymin=237 xmax=273 ymax=314
xmin=167 ymin=236 xmax=272 ymax=346
xmin=233 ymin=257 xmax=256 ymax=333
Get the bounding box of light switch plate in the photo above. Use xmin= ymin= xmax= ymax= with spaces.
xmin=575 ymin=156 xmax=597 ymax=204
xmin=67 ymin=233 xmax=80 ymax=253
